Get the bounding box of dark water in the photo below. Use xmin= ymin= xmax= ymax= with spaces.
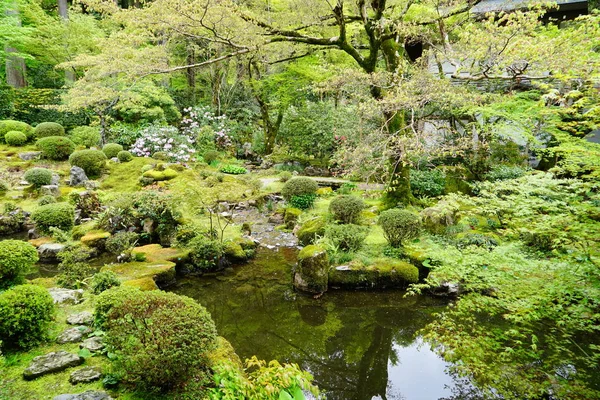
xmin=169 ymin=248 xmax=465 ymax=400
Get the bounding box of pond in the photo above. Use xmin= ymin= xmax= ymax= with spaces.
xmin=169 ymin=247 xmax=470 ymax=400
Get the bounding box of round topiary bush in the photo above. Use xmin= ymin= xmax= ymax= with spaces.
xmin=0 ymin=120 xmax=34 ymax=142
xmin=69 ymin=126 xmax=101 ymax=148
xmin=36 ymin=136 xmax=76 ymax=160
xmin=5 ymin=131 xmax=27 ymax=146
xmin=102 ymin=143 xmax=124 ymax=159
xmin=0 ymin=240 xmax=39 ymax=289
xmin=24 ymin=168 xmax=53 ymax=188
xmin=31 ymin=202 xmax=75 ymax=234
xmin=90 ymin=270 xmax=121 ymax=294
xmin=34 ymin=122 xmax=65 ymax=138
xmin=378 ymin=209 xmax=422 ymax=248
xmin=281 ymin=177 xmax=318 ymax=201
xmin=117 ymin=150 xmax=133 ymax=163
xmin=329 ymin=195 xmax=365 ymax=224
xmin=69 ymin=149 xmax=107 ymax=178
xmin=152 ymin=151 xmax=168 ymax=161
xmin=102 ymin=289 xmax=218 ymax=390
xmin=203 ymin=150 xmax=219 ymax=164
xmin=38 ymin=195 xmax=57 ymax=206
xmin=325 ymin=224 xmax=369 ymax=252
xmin=0 ymin=284 xmax=55 ymax=349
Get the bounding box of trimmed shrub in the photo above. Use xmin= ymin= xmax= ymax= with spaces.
xmin=289 ymin=194 xmax=317 ymax=210
xmin=36 ymin=136 xmax=75 ymax=160
xmin=56 ymin=245 xmax=93 ymax=289
xmin=24 ymin=167 xmax=53 ymax=188
xmin=70 ymin=126 xmax=100 ymax=148
xmin=91 ymin=270 xmax=121 ymax=294
xmin=203 ymin=150 xmax=219 ymax=164
xmin=102 ymin=143 xmax=124 ymax=159
xmin=38 ymin=195 xmax=57 ymax=206
xmin=281 ymin=177 xmax=318 ymax=201
xmin=325 ymin=224 xmax=369 ymax=252
xmin=410 ymin=169 xmax=446 ymax=198
xmin=105 ymin=231 xmax=138 ymax=255
xmin=34 ymin=122 xmax=65 ymax=138
xmin=5 ymin=131 xmax=27 ymax=146
xmin=94 ymin=286 xmax=141 ymax=329
xmin=104 ymin=290 xmax=218 ymax=390
xmin=329 ymin=195 xmax=365 ymax=224
xmin=0 ymin=285 xmax=55 ymax=349
xmin=0 ymin=120 xmax=34 ymax=142
xmin=189 ymin=237 xmax=224 ymax=272
xmin=31 ymin=203 xmax=75 ymax=234
xmin=378 ymin=209 xmax=421 ymax=247
xmin=279 ymin=171 xmax=292 ymax=182
xmin=117 ymin=150 xmax=133 ymax=162
xmin=0 ymin=240 xmax=39 ymax=289
xmin=69 ymin=149 xmax=107 ymax=178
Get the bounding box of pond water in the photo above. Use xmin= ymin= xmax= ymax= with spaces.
xmin=169 ymin=247 xmax=469 ymax=400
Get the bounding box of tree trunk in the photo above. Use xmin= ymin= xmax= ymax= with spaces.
xmin=5 ymin=4 xmax=26 ymax=88
xmin=99 ymin=112 xmax=108 ymax=146
xmin=58 ymin=0 xmax=75 ymax=83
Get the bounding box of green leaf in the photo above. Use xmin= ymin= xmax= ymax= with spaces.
xmin=78 ymin=348 xmax=92 ymax=359
xmin=278 ymin=390 xmax=293 ymax=400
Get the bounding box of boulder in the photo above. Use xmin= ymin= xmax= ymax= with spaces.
xmin=51 ymin=173 xmax=60 ymax=186
xmin=18 ymin=151 xmax=41 ymax=161
xmin=37 ymin=242 xmax=66 ymax=262
xmin=40 ymin=185 xmax=60 ymax=197
xmin=23 ymin=351 xmax=83 ymax=380
xmin=84 ymin=180 xmax=99 ymax=190
xmin=293 ymin=245 xmax=329 ymax=294
xmin=53 ymin=391 xmax=113 ymax=400
xmin=69 ymin=367 xmax=102 ymax=384
xmin=66 ymin=311 xmax=94 ymax=326
xmin=48 ymin=288 xmax=84 ymax=305
xmin=0 ymin=208 xmax=27 ymax=235
xmin=57 ymin=326 xmax=92 ymax=344
xmin=80 ymin=336 xmax=105 ymax=353
xmin=429 ymin=281 xmax=462 ymax=298
xmin=329 ymin=258 xmax=419 ymax=289
xmin=69 ymin=166 xmax=88 ymax=187
xmin=296 ymin=217 xmax=326 ymax=246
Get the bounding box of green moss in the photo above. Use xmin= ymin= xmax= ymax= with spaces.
xmin=223 ymin=241 xmax=247 ymax=261
xmin=79 ymin=230 xmax=111 ymax=248
xmin=207 ymin=336 xmax=243 ymax=371
xmin=132 ymin=244 xmax=189 ymax=265
xmin=123 ymin=277 xmax=159 ymax=291
xmin=100 ymin=157 xmax=154 ymax=192
xmin=102 ymin=260 xmax=176 ymax=287
xmin=298 ymin=244 xmax=326 ymax=260
xmin=235 ymin=237 xmax=257 ymax=250
xmin=284 ymin=207 xmax=302 ymax=229
xmin=297 ymin=217 xmax=326 ymax=246
xmin=316 ymin=187 xmax=333 ymax=196
xmin=329 ymin=258 xmax=418 ymax=289
xmin=143 ymin=168 xmax=178 ymax=181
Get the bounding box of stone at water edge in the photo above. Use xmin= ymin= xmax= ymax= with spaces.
xmin=54 ymin=391 xmax=113 ymax=400
xmin=23 ymin=351 xmax=83 ymax=380
xmin=48 ymin=288 xmax=84 ymax=305
xmin=37 ymin=242 xmax=66 ymax=262
xmin=57 ymin=326 xmax=93 ymax=344
xmin=293 ymin=245 xmax=329 ymax=294
xmin=80 ymin=336 xmax=105 ymax=353
xmin=67 ymin=311 xmax=94 ymax=325
xmin=69 ymin=166 xmax=88 ymax=187
xmin=69 ymin=366 xmax=103 ymax=384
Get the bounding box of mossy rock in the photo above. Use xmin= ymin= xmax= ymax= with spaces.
xmin=296 ymin=217 xmax=326 ymax=246
xmin=102 ymin=260 xmax=176 ymax=288
xmin=223 ymin=241 xmax=247 ymax=262
xmin=123 ymin=277 xmax=159 ymax=291
xmin=294 ymin=245 xmax=329 ymax=294
xmin=28 ymin=237 xmax=54 ymax=248
xmin=80 ymin=230 xmax=111 ymax=249
xmin=131 ymin=244 xmax=190 ymax=266
xmin=329 ymin=258 xmax=418 ymax=289
xmin=235 ymin=237 xmax=257 ymax=250
xmin=316 ymin=187 xmax=333 ymax=196
xmin=142 ymin=168 xmax=178 ymax=181
xmin=208 ymin=336 xmax=243 ymax=371
xmin=284 ymin=207 xmax=302 ymax=229
xmin=72 ymin=221 xmax=97 ymax=240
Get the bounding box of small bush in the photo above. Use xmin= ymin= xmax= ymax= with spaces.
xmin=91 ymin=271 xmax=121 ymax=294
xmin=117 ymin=150 xmax=133 ymax=162
xmin=104 ymin=290 xmax=218 ymax=391
xmin=70 ymin=126 xmax=100 ymax=148
xmin=289 ymin=194 xmax=317 ymax=210
xmin=297 ymin=217 xmax=326 ymax=246
xmin=325 ymin=224 xmax=369 ymax=252
xmin=410 ymin=169 xmax=446 ymax=198
xmin=329 ymin=195 xmax=365 ymax=224
xmin=69 ymin=150 xmax=107 ymax=178
xmin=56 ymin=245 xmax=93 ymax=289
xmin=152 ymin=151 xmax=168 ymax=160
xmin=484 ymin=165 xmax=528 ymax=182
xmin=220 ymin=164 xmax=247 ymax=174
xmin=189 ymin=237 xmax=224 ymax=271
xmin=34 ymin=122 xmax=65 ymax=138
xmin=0 ymin=120 xmax=34 ymax=142
xmin=24 ymin=168 xmax=53 ymax=188
xmin=0 ymin=240 xmax=39 ymax=289
xmin=36 ymin=136 xmax=76 ymax=160
xmin=203 ymin=150 xmax=219 ymax=164
xmin=102 ymin=143 xmax=124 ymax=159
xmin=5 ymin=131 xmax=27 ymax=146
xmin=378 ymin=209 xmax=421 ymax=247
xmin=31 ymin=202 xmax=75 ymax=234
xmin=38 ymin=195 xmax=57 ymax=206
xmin=0 ymin=285 xmax=55 ymax=349
xmin=94 ymin=286 xmax=142 ymax=329
xmin=281 ymin=177 xmax=318 ymax=201
xmin=279 ymin=171 xmax=292 ymax=182
xmin=105 ymin=231 xmax=138 ymax=255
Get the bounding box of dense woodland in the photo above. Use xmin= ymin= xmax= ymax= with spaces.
xmin=0 ymin=0 xmax=599 ymax=398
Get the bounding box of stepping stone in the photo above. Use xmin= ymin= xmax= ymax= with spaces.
xmin=48 ymin=288 xmax=84 ymax=305
xmin=53 ymin=391 xmax=113 ymax=400
xmin=80 ymin=337 xmax=104 ymax=352
xmin=23 ymin=351 xmax=83 ymax=380
xmin=57 ymin=326 xmax=92 ymax=344
xmin=67 ymin=311 xmax=93 ymax=326
xmin=70 ymin=366 xmax=102 ymax=384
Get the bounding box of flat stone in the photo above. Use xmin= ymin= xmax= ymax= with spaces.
xmin=53 ymin=391 xmax=113 ymax=400
xmin=57 ymin=326 xmax=92 ymax=344
xmin=18 ymin=151 xmax=41 ymax=161
xmin=23 ymin=351 xmax=83 ymax=380
xmin=48 ymin=288 xmax=84 ymax=305
xmin=67 ymin=311 xmax=94 ymax=326
xmin=80 ymin=336 xmax=104 ymax=352
xmin=69 ymin=366 xmax=102 ymax=384
xmin=40 ymin=185 xmax=60 ymax=197
xmin=38 ymin=243 xmax=66 ymax=262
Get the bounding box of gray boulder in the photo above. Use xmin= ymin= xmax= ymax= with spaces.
xmin=40 ymin=185 xmax=60 ymax=197
xmin=80 ymin=337 xmax=104 ymax=353
xmin=48 ymin=288 xmax=84 ymax=305
xmin=53 ymin=391 xmax=113 ymax=400
xmin=69 ymin=367 xmax=102 ymax=384
xmin=37 ymin=243 xmax=66 ymax=262
xmin=18 ymin=151 xmax=41 ymax=161
xmin=57 ymin=326 xmax=92 ymax=344
xmin=67 ymin=311 xmax=94 ymax=326
xmin=69 ymin=166 xmax=88 ymax=187
xmin=84 ymin=180 xmax=99 ymax=190
xmin=23 ymin=351 xmax=83 ymax=380
xmin=51 ymin=173 xmax=60 ymax=185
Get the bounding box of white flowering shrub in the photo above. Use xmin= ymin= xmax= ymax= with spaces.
xmin=130 ymin=125 xmax=196 ymax=163
xmin=181 ymin=106 xmax=234 ymax=151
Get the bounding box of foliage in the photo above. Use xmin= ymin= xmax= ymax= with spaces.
xmin=70 ymin=126 xmax=101 ymax=148
xmin=104 ymin=290 xmax=218 ymax=391
xmin=378 ymin=209 xmax=421 ymax=247
xmin=56 ymin=245 xmax=93 ymax=289
xmin=410 ymin=169 xmax=446 ymax=198
xmin=36 ymin=136 xmax=76 ymax=160
xmin=281 ymin=177 xmax=318 ymax=201
xmin=116 ymin=150 xmax=133 ymax=162
xmin=0 ymin=285 xmax=55 ymax=350
xmin=0 ymin=240 xmax=39 ymax=290
xmin=0 ymin=120 xmax=33 ymax=142
xmin=112 ymin=81 xmax=181 ymax=125
xmin=31 ymin=202 xmax=75 ymax=234
xmin=203 ymin=150 xmax=219 ymax=164
xmin=455 ymin=233 xmax=499 ymax=250
xmin=90 ymin=270 xmax=121 ymax=294
xmin=484 ymin=164 xmax=528 ymax=182
xmin=329 ymin=195 xmax=365 ymax=224
xmin=23 ymin=167 xmax=53 ymax=188
xmin=181 ymin=106 xmax=236 ymax=151
xmin=4 ymin=131 xmax=27 ymax=146
xmin=130 ymin=124 xmax=196 ymax=163
xmin=324 ymin=224 xmax=369 ymax=252
xmin=34 ymin=122 xmax=65 ymax=138
xmin=279 ymin=171 xmax=292 ymax=182
xmin=94 ymin=286 xmax=142 ymax=329
xmin=289 ymin=194 xmax=317 ymax=210
xmin=69 ymin=149 xmax=107 ymax=178
xmin=102 ymin=143 xmax=124 ymax=159
xmin=37 ymin=195 xmax=57 ymax=206
xmin=188 ymin=237 xmax=224 ymax=272
xmin=105 ymin=231 xmax=139 ymax=255
xmin=220 ymin=165 xmax=247 ymax=174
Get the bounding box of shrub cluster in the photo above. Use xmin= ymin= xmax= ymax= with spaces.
xmin=117 ymin=150 xmax=133 ymax=162
xmin=289 ymin=194 xmax=317 ymax=210
xmin=329 ymin=195 xmax=364 ymax=224
xmin=31 ymin=202 xmax=75 ymax=234
xmin=90 ymin=270 xmax=121 ymax=294
xmin=105 ymin=231 xmax=138 ymax=255
xmin=325 ymin=224 xmax=369 ymax=252
xmin=484 ymin=165 xmax=528 ymax=182
xmin=378 ymin=209 xmax=421 ymax=247
xmin=279 ymin=171 xmax=292 ymax=182
xmin=36 ymin=136 xmax=76 ymax=160
xmin=220 ymin=164 xmax=247 ymax=174
xmin=102 ymin=143 xmax=124 ymax=159
xmin=5 ymin=131 xmax=27 ymax=146
xmin=188 ymin=237 xmax=224 ymax=271
xmin=0 ymin=240 xmax=39 ymax=289
xmin=203 ymin=150 xmax=219 ymax=164
xmin=24 ymin=167 xmax=53 ymax=188
xmin=56 ymin=245 xmax=93 ymax=289
xmin=38 ymin=195 xmax=57 ymax=206
xmin=70 ymin=126 xmax=100 ymax=148
xmin=0 ymin=120 xmax=34 ymax=142
xmin=34 ymin=122 xmax=65 ymax=138
xmin=69 ymin=149 xmax=107 ymax=178
xmin=410 ymin=169 xmax=446 ymax=198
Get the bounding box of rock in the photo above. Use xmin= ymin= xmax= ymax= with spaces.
xmin=28 ymin=228 xmax=39 ymax=239
xmin=329 ymin=259 xmax=419 ymax=289
xmin=48 ymin=288 xmax=84 ymax=305
xmin=429 ymin=281 xmax=462 ymax=297
xmin=84 ymin=180 xmax=99 ymax=190
xmin=0 ymin=208 xmax=27 ymax=235
xmin=57 ymin=326 xmax=92 ymax=344
xmin=18 ymin=151 xmax=41 ymax=161
xmin=69 ymin=367 xmax=102 ymax=384
xmin=142 ymin=218 xmax=154 ymax=235
xmin=38 ymin=243 xmax=66 ymax=262
xmin=53 ymin=391 xmax=113 ymax=400
xmin=40 ymin=185 xmax=60 ymax=197
xmin=293 ymin=245 xmax=329 ymax=294
xmin=51 ymin=173 xmax=60 ymax=186
xmin=303 ymin=166 xmax=330 ymax=176
xmin=110 ymin=157 xmax=119 ymax=163
xmin=67 ymin=311 xmax=94 ymax=326
xmin=296 ymin=217 xmax=326 ymax=246
xmin=23 ymin=351 xmax=83 ymax=380
xmin=268 ymin=214 xmax=284 ymax=224
xmin=69 ymin=166 xmax=88 ymax=187
xmin=80 ymin=336 xmax=105 ymax=352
